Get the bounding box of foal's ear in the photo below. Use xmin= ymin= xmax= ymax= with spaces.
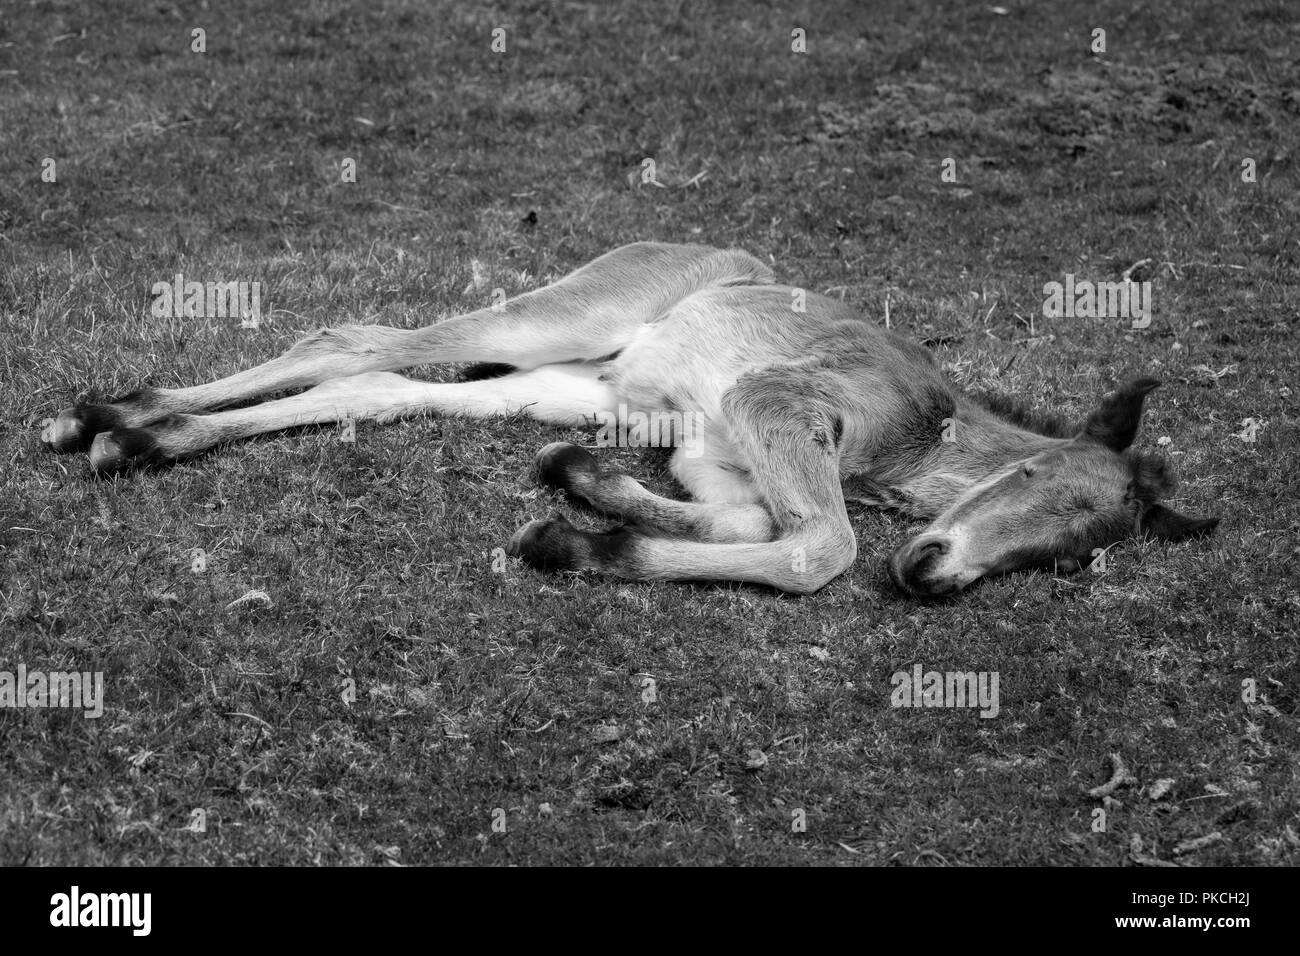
xmin=1140 ymin=504 xmax=1220 ymax=542
xmin=1081 ymin=378 xmax=1161 ymax=452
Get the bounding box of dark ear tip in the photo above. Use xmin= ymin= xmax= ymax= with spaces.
xmin=1140 ymin=505 xmax=1220 ymax=542
xmin=1174 ymin=515 xmax=1219 ymax=540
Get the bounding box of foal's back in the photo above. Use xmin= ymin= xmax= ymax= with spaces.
xmin=609 ymin=283 xmax=952 ymax=433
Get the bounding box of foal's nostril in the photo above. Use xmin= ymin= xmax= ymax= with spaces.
xmin=901 ymin=538 xmax=949 ymax=587
xmin=918 ymin=539 xmax=948 ymax=558
xmin=911 ymin=539 xmax=949 ymax=575
xmin=889 ymin=537 xmax=952 ymax=594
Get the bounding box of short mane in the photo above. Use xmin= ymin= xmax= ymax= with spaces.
xmin=968 ymin=390 xmax=1078 ymax=439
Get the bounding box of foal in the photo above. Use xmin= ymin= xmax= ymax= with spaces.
xmin=41 ymin=242 xmax=1218 ymax=596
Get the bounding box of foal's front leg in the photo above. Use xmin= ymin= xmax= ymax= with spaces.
xmin=509 ymin=373 xmax=859 ymax=593
xmin=531 ymin=442 xmax=777 ymax=543
xmin=507 ymin=504 xmax=853 ymax=594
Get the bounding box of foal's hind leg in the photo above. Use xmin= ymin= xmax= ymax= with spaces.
xmin=88 ymin=363 xmax=617 ymax=473
xmin=42 ymin=243 xmax=772 ymax=454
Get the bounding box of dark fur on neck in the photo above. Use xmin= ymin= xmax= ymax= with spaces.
xmin=967 ymin=389 xmax=1078 ymax=439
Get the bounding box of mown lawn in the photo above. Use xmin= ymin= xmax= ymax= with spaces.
xmin=0 ymin=0 xmax=1296 ymax=865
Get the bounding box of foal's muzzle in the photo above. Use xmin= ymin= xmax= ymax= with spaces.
xmin=888 ymin=535 xmax=957 ymax=598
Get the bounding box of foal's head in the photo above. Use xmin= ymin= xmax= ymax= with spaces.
xmin=889 ymin=378 xmax=1219 ymax=598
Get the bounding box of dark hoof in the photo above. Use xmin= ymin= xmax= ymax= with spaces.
xmin=41 ymin=404 xmax=121 ymax=454
xmin=534 ymin=441 xmax=600 ymax=494
xmin=88 ymin=427 xmax=161 ymax=475
xmin=507 ymin=516 xmax=635 ymax=577
xmin=506 ymin=515 xmax=582 ymax=572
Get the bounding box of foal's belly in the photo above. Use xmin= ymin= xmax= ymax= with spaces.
xmin=606 ymin=322 xmax=733 ymax=420
xmin=608 ymin=300 xmax=815 ymax=415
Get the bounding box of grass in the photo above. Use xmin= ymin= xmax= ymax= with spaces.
xmin=0 ymin=0 xmax=1297 ymax=865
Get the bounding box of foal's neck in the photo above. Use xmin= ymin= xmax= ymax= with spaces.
xmin=894 ymin=393 xmax=1068 ymax=517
